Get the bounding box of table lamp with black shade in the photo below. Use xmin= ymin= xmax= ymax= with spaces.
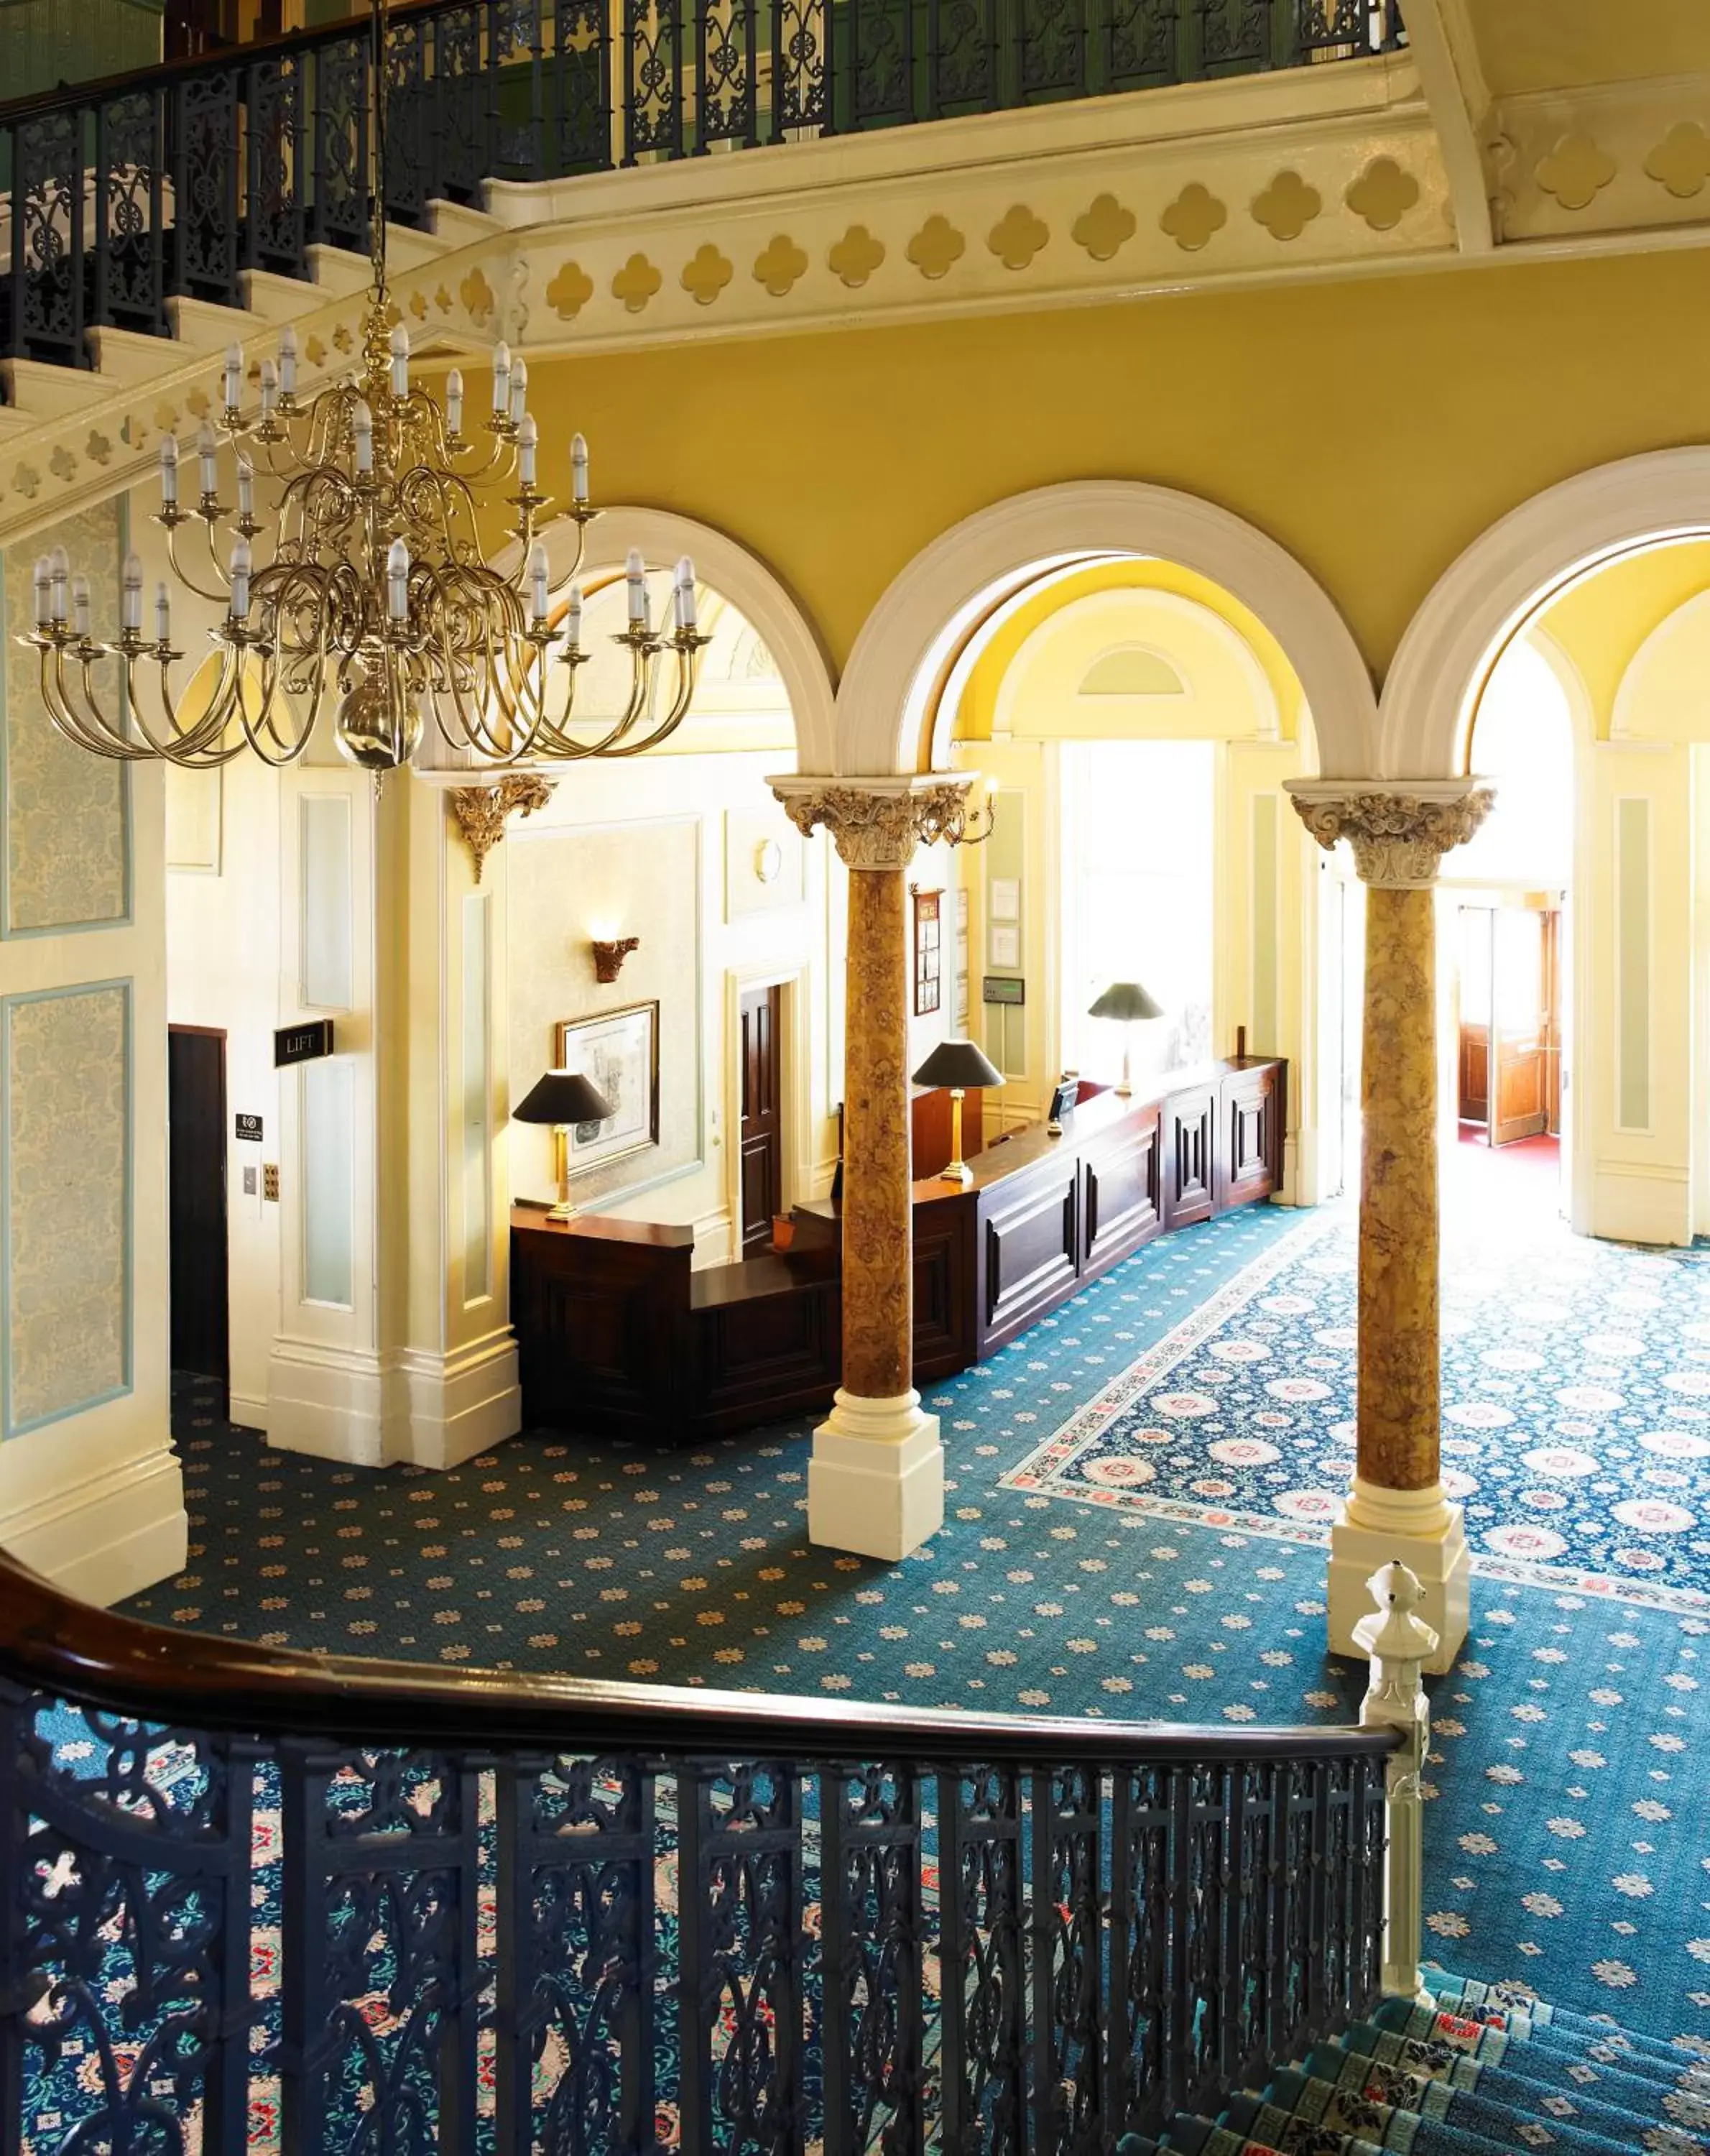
xmin=1087 ymin=980 xmax=1163 ymax=1097
xmin=513 ymin=1069 xmax=614 ymax=1219
xmin=912 ymin=1038 xmax=1003 ymax=1186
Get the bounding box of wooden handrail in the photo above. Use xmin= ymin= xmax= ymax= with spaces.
xmin=0 ymin=0 xmax=440 ymax=128
xmin=0 ymin=1540 xmax=1400 ymax=1765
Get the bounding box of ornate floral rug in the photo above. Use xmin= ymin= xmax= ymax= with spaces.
xmin=1002 ymin=1207 xmax=1710 ymax=1616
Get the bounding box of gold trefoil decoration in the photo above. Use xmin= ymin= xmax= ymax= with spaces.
xmin=17 ymin=0 xmax=708 ymax=780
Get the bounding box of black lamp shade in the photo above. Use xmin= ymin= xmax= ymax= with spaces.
xmin=513 ymin=1069 xmax=614 ymax=1126
xmin=912 ymin=1038 xmax=1004 ymax=1090
xmin=1088 ymin=980 xmax=1163 ymax=1023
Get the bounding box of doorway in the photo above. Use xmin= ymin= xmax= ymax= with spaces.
xmin=1456 ymin=901 xmax=1562 ymax=1147
xmin=167 ymin=1025 xmax=229 ymax=1392
xmin=736 ymin=982 xmax=784 ymax=1256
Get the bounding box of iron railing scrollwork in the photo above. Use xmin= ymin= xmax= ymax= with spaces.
xmin=0 ymin=1545 xmax=1416 ymax=2155
xmin=1 ymin=0 xmax=1405 ymax=372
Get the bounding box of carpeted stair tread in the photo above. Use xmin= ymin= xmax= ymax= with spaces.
xmin=1318 ymin=2024 xmax=1710 ymax=2147
xmin=1300 ymin=2042 xmax=1701 ymax=2154
xmin=1424 ymin=1974 xmax=1710 ymax=2073
xmin=1221 ymin=2082 xmax=1522 ymax=2155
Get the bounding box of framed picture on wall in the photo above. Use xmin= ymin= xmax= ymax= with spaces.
xmin=913 ymin=888 xmax=942 ymax=1016
xmin=554 ymin=1001 xmax=660 ymax=1170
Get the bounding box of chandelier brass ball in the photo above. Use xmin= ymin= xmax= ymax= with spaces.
xmin=335 ymin=667 xmax=423 ymax=773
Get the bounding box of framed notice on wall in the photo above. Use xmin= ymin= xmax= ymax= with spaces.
xmin=912 ymin=887 xmax=942 ymax=1016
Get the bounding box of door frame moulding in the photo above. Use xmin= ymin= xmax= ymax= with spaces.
xmin=832 ymin=481 xmax=1377 ymax=780
xmin=1378 ymin=447 xmax=1710 ymax=782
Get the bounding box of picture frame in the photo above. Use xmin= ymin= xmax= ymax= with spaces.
xmin=913 ymin=886 xmax=943 ymax=1016
xmin=553 ymin=1000 xmax=660 ymax=1171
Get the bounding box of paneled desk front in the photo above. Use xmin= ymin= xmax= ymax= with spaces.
xmin=512 ymin=1057 xmax=1283 ymax=1443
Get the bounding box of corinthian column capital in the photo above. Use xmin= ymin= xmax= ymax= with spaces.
xmin=769 ymin=773 xmax=981 ymax=870
xmin=1285 ymin=779 xmax=1494 ymax=890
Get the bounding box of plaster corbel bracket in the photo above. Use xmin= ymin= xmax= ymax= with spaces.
xmin=448 ymin=774 xmax=556 ymax=883
xmin=1401 ymin=0 xmax=1497 ymax=253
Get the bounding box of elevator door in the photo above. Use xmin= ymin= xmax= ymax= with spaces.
xmin=168 ymin=1026 xmax=229 ymax=1388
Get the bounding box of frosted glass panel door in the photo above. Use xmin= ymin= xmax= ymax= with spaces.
xmin=300 ymin=796 xmax=353 ymax=1010
xmin=461 ymin=892 xmax=491 ymax=1303
xmin=301 ymin=1058 xmax=355 ymax=1307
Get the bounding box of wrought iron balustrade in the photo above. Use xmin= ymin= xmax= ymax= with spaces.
xmin=1 ymin=0 xmax=1405 ymax=372
xmin=0 ymin=1543 xmax=1423 ymax=2154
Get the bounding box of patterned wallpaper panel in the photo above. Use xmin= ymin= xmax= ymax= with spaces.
xmin=2 ymin=982 xmax=131 ymax=1436
xmin=3 ymin=502 xmax=129 ymax=935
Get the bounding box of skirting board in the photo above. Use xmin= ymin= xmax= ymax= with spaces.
xmin=1591 ymin=1164 xmax=1690 ymax=1248
xmin=228 ymin=1391 xmax=269 ymax=1434
xmin=268 ymin=1333 xmax=522 ymax=1469
xmin=0 ymin=1441 xmax=187 ymax=1607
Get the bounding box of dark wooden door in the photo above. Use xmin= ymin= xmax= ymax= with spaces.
xmin=738 ymin=984 xmax=784 ymax=1256
xmin=168 ymin=1026 xmax=229 ymax=1389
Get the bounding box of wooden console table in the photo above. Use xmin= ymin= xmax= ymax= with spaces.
xmin=512 ymin=1056 xmax=1283 ymax=1443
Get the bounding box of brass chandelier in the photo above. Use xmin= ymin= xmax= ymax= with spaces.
xmin=20 ymin=0 xmax=706 ymax=778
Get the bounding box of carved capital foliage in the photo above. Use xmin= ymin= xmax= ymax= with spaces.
xmin=1290 ymin=787 xmax=1493 ymax=889
xmin=448 ymin=774 xmax=555 ymax=883
xmin=772 ymin=777 xmax=979 ymax=870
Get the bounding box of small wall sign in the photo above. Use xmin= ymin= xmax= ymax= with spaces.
xmin=235 ymin=1112 xmax=264 ymax=1143
xmin=982 ymin=976 xmax=1025 ymax=1006
xmin=274 ymin=1019 xmax=335 ymax=1068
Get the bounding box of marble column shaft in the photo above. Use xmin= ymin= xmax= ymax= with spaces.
xmin=1292 ymin=785 xmax=1494 ymax=1498
xmin=1359 ymin=884 xmax=1441 ymax=1491
xmin=841 ymin=861 xmax=912 ymax=1399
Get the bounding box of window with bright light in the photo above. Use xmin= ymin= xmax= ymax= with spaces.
xmin=1060 ymin=740 xmax=1215 ymax=1084
xmin=1457 ymin=638 xmax=1574 ymax=887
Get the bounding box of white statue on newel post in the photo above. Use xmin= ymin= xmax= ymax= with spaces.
xmin=1355 ymin=1560 xmax=1438 ymax=2005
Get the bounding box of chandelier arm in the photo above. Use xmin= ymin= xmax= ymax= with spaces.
xmin=433 ymin=618 xmax=522 ymax=761
xmin=68 ymin=648 xmax=154 ymax=758
xmin=545 ymin=521 xmax=590 ymax=602
xmin=198 ymin=517 xmax=239 ymax=596
xmin=36 ymin=645 xmax=144 ymax=760
xmin=233 ymin=661 xmax=318 ymax=768
xmin=137 ymin=646 xmax=250 ymax=762
xmin=586 ymin=644 xmax=704 ymax=759
xmin=163 ymin=523 xmax=234 ymax=607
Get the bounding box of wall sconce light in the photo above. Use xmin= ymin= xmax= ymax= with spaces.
xmin=591 ymin=934 xmax=640 ymax=984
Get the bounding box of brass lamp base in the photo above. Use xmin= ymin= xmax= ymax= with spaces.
xmin=939 ymin=1160 xmax=974 ymax=1187
xmin=547 ymin=1175 xmax=577 ymax=1221
xmin=938 ymin=1087 xmax=974 ymax=1187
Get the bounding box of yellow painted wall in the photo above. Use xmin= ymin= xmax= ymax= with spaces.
xmin=1538 ymin=541 xmax=1710 ymax=738
xmin=1471 ymin=0 xmax=1710 ymax=95
xmin=954 ymin=561 xmax=1306 ymax=743
xmin=514 ymin=248 xmax=1710 ymax=704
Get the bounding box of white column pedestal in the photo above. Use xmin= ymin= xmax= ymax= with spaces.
xmin=808 ymin=1389 xmax=944 ymax=1561
xmin=1326 ymin=1476 xmax=1468 ymax=1676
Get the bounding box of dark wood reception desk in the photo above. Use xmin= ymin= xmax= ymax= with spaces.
xmin=512 ymin=1056 xmax=1283 ymax=1443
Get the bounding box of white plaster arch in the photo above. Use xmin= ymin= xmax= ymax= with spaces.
xmin=499 ymin=505 xmax=838 ymax=773
xmin=1379 ymin=448 xmax=1710 ymax=780
xmin=990 ymin=586 xmax=1282 ymax=742
xmin=1611 ymin=587 xmax=1710 ymax=743
xmin=832 ymin=482 xmax=1377 ymax=778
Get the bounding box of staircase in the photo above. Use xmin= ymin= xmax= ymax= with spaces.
xmin=1121 ymin=1972 xmax=1710 ymax=2155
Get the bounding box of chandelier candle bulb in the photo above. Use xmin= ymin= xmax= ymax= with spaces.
xmin=386 ymin=538 xmax=410 ymax=622
xmin=528 ymin=541 xmax=549 ymax=624
xmin=445 ymin=369 xmax=463 ymax=438
xmin=32 ymin=558 xmax=50 ymax=627
xmin=565 ymin=586 xmax=583 ymax=646
xmin=509 ymin=358 xmax=528 ymax=427
xmin=626 ymin=549 xmax=648 ymax=628
xmin=223 ymin=343 xmax=243 ymax=412
xmin=70 ymin=577 xmax=91 ymax=639
xmin=197 ymin=422 xmax=218 ymax=500
xmin=278 ymin=326 xmax=297 ymax=399
xmin=229 ymin=540 xmax=251 ymax=621
xmin=352 ymin=401 xmax=374 ymax=476
xmin=121 ymin=556 xmax=142 ymax=635
xmin=674 ymin=558 xmax=697 ymax=634
xmin=259 ymin=358 xmax=277 ymax=421
xmin=50 ymin=550 xmax=68 ymax=622
xmin=571 ymin=433 xmax=588 ymax=506
xmin=159 ymin=435 xmax=178 ymax=508
xmin=517 ymin=414 xmax=537 ymax=489
xmin=389 ymin=325 xmax=409 ymax=400
xmin=492 ymin=343 xmax=511 ymax=417
xmin=236 ymin=454 xmax=254 ymax=522
xmin=154 ymin=582 xmax=170 ymax=645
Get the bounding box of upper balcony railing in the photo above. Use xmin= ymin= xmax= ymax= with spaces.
xmin=1 ymin=0 xmax=1405 ymax=371
xmin=0 ymin=1541 xmax=1422 ymax=2154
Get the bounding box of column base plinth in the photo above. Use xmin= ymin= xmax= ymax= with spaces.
xmin=1326 ymin=1477 xmax=1468 ymax=1674
xmin=808 ymin=1390 xmax=943 ymax=1560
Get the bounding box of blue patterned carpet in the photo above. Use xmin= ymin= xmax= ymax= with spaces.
xmin=124 ymin=1199 xmax=1710 ymax=2050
